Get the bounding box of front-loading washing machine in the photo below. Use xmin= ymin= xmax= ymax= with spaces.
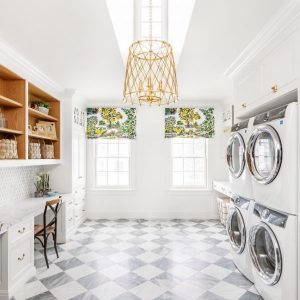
xmin=249 ymin=202 xmax=297 ymax=300
xmin=226 ymin=119 xmax=253 ymax=199
xmin=246 ymin=102 xmax=297 ymax=214
xmin=227 ymin=195 xmax=254 ymax=282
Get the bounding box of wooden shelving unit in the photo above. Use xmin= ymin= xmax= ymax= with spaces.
xmin=0 ymin=65 xmax=26 ymax=159
xmin=28 ymin=83 xmax=60 ymax=159
xmin=0 ymin=64 xmax=61 ymax=164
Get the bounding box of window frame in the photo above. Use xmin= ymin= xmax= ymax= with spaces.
xmin=134 ymin=0 xmax=168 ymax=40
xmin=93 ymin=139 xmax=134 ymax=191
xmin=169 ymin=138 xmax=209 ymax=191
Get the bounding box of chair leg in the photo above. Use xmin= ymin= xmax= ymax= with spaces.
xmin=53 ymin=232 xmax=59 ymax=258
xmin=44 ymin=234 xmax=49 ymax=268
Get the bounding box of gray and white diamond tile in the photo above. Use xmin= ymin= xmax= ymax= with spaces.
xmin=11 ymin=219 xmax=262 ymax=300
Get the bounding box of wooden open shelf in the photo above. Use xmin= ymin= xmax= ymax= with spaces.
xmin=28 ymin=83 xmax=60 ymax=159
xmin=28 ymin=108 xmax=58 ymax=122
xmin=0 ymin=94 xmax=23 ymax=108
xmin=0 ymin=65 xmax=26 ymax=159
xmin=0 ymin=64 xmax=61 ymax=164
xmin=28 ymin=133 xmax=58 ymax=142
xmin=0 ymin=128 xmax=23 ymax=135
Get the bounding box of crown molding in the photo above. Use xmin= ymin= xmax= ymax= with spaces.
xmin=0 ymin=38 xmax=64 ymax=98
xmin=224 ymin=0 xmax=300 ymax=78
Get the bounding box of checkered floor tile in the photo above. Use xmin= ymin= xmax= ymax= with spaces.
xmin=11 ymin=219 xmax=263 ymax=300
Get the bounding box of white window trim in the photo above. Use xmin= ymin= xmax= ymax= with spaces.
xmin=169 ymin=139 xmax=210 ymax=192
xmin=91 ymin=139 xmax=135 ymax=191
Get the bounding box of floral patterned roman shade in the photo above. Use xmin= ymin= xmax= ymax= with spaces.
xmin=86 ymin=107 xmax=136 ymax=139
xmin=165 ymin=107 xmax=215 ymax=138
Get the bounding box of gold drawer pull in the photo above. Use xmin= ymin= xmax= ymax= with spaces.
xmin=18 ymin=227 xmax=26 ymax=234
xmin=18 ymin=253 xmax=25 ymax=261
xmin=241 ymin=103 xmax=247 ymax=108
xmin=271 ymin=85 xmax=278 ymax=93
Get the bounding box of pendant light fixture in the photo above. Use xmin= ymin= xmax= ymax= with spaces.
xmin=123 ymin=0 xmax=178 ymax=105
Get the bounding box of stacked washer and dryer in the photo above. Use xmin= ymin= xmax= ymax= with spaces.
xmin=226 ymin=102 xmax=298 ymax=300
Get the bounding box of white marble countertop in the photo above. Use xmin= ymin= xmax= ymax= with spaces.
xmin=213 ymin=181 xmax=233 ymax=198
xmin=0 ymin=194 xmax=70 ymax=235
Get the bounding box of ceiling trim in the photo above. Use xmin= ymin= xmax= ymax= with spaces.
xmin=224 ymin=0 xmax=300 ymax=78
xmin=0 ymin=37 xmax=64 ymax=99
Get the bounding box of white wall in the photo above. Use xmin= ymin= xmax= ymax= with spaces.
xmin=86 ymin=102 xmax=227 ymax=219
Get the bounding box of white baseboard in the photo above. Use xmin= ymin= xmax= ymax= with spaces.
xmin=86 ymin=210 xmax=219 ymax=220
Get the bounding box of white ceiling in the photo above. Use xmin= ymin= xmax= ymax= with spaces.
xmin=0 ymin=0 xmax=291 ymax=103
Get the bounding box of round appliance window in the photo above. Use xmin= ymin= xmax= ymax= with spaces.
xmin=227 ymin=208 xmax=246 ymax=254
xmin=254 ymin=131 xmax=276 ymax=178
xmin=249 ymin=223 xmax=282 ymax=285
xmin=247 ymin=125 xmax=282 ymax=184
xmin=227 ymin=133 xmax=245 ymax=179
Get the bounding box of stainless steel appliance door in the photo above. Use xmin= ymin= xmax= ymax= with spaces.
xmin=226 ymin=132 xmax=245 ymax=179
xmin=249 ymin=222 xmax=282 ymax=285
xmin=226 ymin=207 xmax=246 ymax=254
xmin=247 ymin=125 xmax=282 ymax=184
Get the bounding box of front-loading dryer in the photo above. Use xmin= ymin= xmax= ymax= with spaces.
xmin=246 ymin=102 xmax=297 ymax=214
xmin=249 ymin=202 xmax=297 ymax=300
xmin=226 ymin=119 xmax=253 ymax=199
xmin=227 ymin=195 xmax=254 ymax=282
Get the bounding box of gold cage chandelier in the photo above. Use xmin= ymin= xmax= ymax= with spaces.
xmin=123 ymin=0 xmax=178 ymax=106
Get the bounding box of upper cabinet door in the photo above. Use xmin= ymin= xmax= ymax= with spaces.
xmin=235 ymin=67 xmax=261 ymax=112
xmin=261 ymin=31 xmax=298 ymax=98
xmin=78 ymin=131 xmax=86 ymax=183
xmin=72 ymin=135 xmax=79 ymax=184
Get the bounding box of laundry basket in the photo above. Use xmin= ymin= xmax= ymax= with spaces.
xmin=41 ymin=140 xmax=54 ymax=159
xmin=217 ymin=197 xmax=231 ymax=225
xmin=29 ymin=138 xmax=41 ymax=159
xmin=0 ymin=135 xmax=18 ymax=159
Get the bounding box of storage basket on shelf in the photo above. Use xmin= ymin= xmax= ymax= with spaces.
xmin=217 ymin=197 xmax=231 ymax=225
xmin=29 ymin=138 xmax=41 ymax=159
xmin=41 ymin=140 xmax=54 ymax=159
xmin=0 ymin=135 xmax=18 ymax=159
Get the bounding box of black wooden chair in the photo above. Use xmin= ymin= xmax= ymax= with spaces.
xmin=34 ymin=197 xmax=62 ymax=268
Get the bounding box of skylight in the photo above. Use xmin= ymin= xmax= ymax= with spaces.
xmin=106 ymin=0 xmax=195 ymax=64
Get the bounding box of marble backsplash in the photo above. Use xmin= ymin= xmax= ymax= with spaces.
xmin=0 ymin=166 xmax=43 ymax=206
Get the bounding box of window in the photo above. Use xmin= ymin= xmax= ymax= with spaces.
xmin=135 ymin=0 xmax=168 ymax=40
xmin=171 ymin=138 xmax=208 ymax=189
xmin=95 ymin=139 xmax=131 ymax=188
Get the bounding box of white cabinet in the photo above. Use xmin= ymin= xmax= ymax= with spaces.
xmin=232 ymin=19 xmax=299 ymax=119
xmin=0 ymin=218 xmax=35 ymax=299
xmin=235 ymin=66 xmax=261 ymax=112
xmin=261 ymin=31 xmax=297 ymax=98
xmin=73 ymin=126 xmax=86 ymax=188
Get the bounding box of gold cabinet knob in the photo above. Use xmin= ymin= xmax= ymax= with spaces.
xmin=241 ymin=103 xmax=247 ymax=108
xmin=271 ymin=85 xmax=278 ymax=93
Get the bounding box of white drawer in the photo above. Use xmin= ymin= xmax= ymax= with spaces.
xmin=10 ymin=236 xmax=33 ymax=280
xmin=74 ymin=204 xmax=85 ymax=223
xmin=66 ymin=211 xmax=75 ymax=230
xmin=66 ymin=198 xmax=74 ymax=210
xmin=9 ymin=219 xmax=33 ymax=244
xmin=73 ymin=187 xmax=85 ymax=199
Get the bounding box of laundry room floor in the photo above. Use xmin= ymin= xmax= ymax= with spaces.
xmin=12 ymin=219 xmax=262 ymax=300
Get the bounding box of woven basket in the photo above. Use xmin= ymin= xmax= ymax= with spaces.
xmin=41 ymin=140 xmax=54 ymax=159
xmin=217 ymin=197 xmax=231 ymax=225
xmin=0 ymin=135 xmax=18 ymax=159
xmin=29 ymin=138 xmax=41 ymax=159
